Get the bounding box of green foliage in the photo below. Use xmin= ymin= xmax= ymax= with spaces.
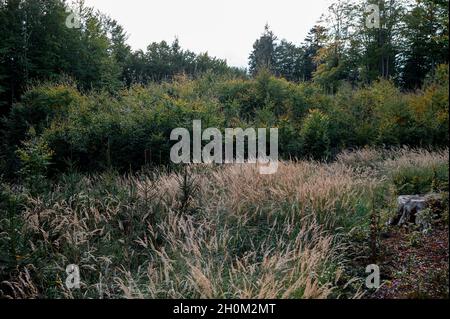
xmin=0 ymin=0 xmax=243 ymax=115
xmin=0 ymin=0 xmax=124 ymax=111
xmin=391 ymin=164 xmax=449 ymax=195
xmin=249 ymin=24 xmax=278 ymax=76
xmin=0 ymin=63 xmax=445 ymax=175
xmin=15 ymin=128 xmax=53 ymax=194
xmin=4 ymin=83 xmax=82 ymax=144
xmin=0 ymin=0 xmax=448 ymax=300
xmin=300 ymin=109 xmax=331 ymax=160
xmin=125 ymin=39 xmax=244 ymax=85
xmin=1 ymin=0 xmax=448 ymax=176
xmin=0 ymin=180 xmax=26 ymax=278
xmin=402 ymin=0 xmax=449 ymax=89
xmin=409 ymin=64 xmax=450 ymax=146
xmin=246 ymin=0 xmax=448 ymax=90
xmin=40 ymin=78 xmax=224 ymax=172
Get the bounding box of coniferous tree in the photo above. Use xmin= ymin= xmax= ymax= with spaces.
xmin=249 ymin=24 xmax=278 ymax=76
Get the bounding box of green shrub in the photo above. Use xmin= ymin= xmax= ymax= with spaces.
xmin=41 ymin=87 xmax=224 ymax=172
xmin=392 ymin=164 xmax=449 ymax=195
xmin=4 ymin=83 xmax=82 ymax=146
xmin=2 ymin=66 xmax=448 ymax=175
xmin=300 ymin=109 xmax=331 ymax=160
xmin=15 ymin=128 xmax=53 ymax=194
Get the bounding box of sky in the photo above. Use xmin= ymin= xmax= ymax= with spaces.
xmin=84 ymin=0 xmax=333 ymax=68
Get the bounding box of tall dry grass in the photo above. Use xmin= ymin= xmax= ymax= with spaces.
xmin=1 ymin=148 xmax=448 ymax=299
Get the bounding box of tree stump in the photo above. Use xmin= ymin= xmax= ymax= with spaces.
xmin=389 ymin=194 xmax=443 ymax=230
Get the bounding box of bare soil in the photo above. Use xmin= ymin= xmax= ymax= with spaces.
xmin=372 ymin=225 xmax=449 ymax=299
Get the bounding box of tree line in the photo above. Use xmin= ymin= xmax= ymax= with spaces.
xmin=2 ymin=0 xmax=448 ymax=116
xmin=0 ymin=0 xmax=448 ymax=179
xmin=0 ymin=0 xmax=245 ymax=115
xmin=249 ymin=0 xmax=448 ymax=92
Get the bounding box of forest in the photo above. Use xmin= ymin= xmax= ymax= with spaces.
xmin=0 ymin=0 xmax=448 ymax=299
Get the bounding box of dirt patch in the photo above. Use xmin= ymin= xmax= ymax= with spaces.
xmin=372 ymin=225 xmax=449 ymax=299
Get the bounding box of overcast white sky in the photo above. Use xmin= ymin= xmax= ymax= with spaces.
xmin=84 ymin=0 xmax=333 ymax=68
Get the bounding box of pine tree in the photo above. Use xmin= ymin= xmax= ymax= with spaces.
xmin=249 ymin=24 xmax=278 ymax=76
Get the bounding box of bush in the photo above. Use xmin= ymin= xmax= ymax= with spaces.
xmin=408 ymin=64 xmax=449 ymax=146
xmin=2 ymin=66 xmax=448 ymax=176
xmin=41 ymin=85 xmax=224 ymax=172
xmin=4 ymin=83 xmax=82 ymax=146
xmin=15 ymin=128 xmax=53 ymax=194
xmin=300 ymin=109 xmax=331 ymax=160
xmin=392 ymin=165 xmax=449 ymax=195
